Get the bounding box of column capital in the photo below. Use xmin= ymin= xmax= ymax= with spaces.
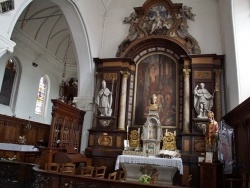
xmin=120 ymin=71 xmax=130 ymax=78
xmin=0 ymin=35 xmax=16 ymax=57
xmin=183 ymin=69 xmax=191 ymax=76
xmin=214 ymin=69 xmax=222 ymax=75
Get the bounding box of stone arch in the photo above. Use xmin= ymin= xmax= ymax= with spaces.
xmin=50 ymin=0 xmax=94 ymax=98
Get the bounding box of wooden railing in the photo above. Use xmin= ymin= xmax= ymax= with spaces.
xmin=0 ymin=160 xmax=190 ymax=188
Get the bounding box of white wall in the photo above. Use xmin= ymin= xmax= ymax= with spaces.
xmin=218 ymin=0 xmax=239 ymax=112
xmin=0 ymin=47 xmax=60 ymax=124
xmin=232 ymin=0 xmax=250 ymax=103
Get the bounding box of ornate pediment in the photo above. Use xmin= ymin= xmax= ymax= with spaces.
xmin=116 ymin=0 xmax=200 ymax=57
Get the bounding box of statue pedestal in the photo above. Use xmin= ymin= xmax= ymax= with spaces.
xmin=96 ymin=116 xmax=116 ymax=130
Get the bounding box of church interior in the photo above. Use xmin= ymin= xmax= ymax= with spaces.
xmin=0 ymin=0 xmax=250 ymax=187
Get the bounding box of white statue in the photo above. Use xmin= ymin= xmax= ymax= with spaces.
xmin=150 ymin=10 xmax=163 ymax=34
xmin=194 ymin=83 xmax=213 ymax=118
xmin=95 ymin=80 xmax=113 ymax=116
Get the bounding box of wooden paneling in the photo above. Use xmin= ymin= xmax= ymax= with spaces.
xmin=0 ymin=114 xmax=50 ymax=165
xmin=223 ymin=97 xmax=250 ymax=176
xmin=0 ymin=114 xmax=50 ymax=146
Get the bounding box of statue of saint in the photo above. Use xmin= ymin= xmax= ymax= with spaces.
xmin=95 ymin=80 xmax=113 ymax=116
xmin=206 ymin=111 xmax=219 ymax=152
xmin=194 ymin=83 xmax=213 ymax=118
xmin=149 ymin=94 xmax=159 ymax=111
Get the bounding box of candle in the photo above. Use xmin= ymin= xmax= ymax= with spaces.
xmin=138 ymin=128 xmax=140 ymax=135
xmin=127 ymin=125 xmax=129 ymax=133
xmin=174 ymin=131 xmax=176 ymax=136
xmin=166 ymin=129 xmax=168 ymax=134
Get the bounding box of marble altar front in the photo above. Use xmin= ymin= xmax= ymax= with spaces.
xmin=115 ymin=154 xmax=183 ymax=174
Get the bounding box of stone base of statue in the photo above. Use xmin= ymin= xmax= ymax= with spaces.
xmin=96 ymin=116 xmax=116 ymax=130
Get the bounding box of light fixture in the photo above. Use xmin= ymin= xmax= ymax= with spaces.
xmin=32 ymin=62 xmax=38 ymax=67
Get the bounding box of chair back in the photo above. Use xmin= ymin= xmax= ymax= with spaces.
xmin=45 ymin=163 xmax=60 ymax=172
xmin=81 ymin=166 xmax=94 ymax=177
xmin=94 ymin=166 xmax=106 ymax=178
xmin=61 ymin=163 xmax=75 ymax=174
xmin=108 ymin=171 xmax=117 ymax=180
xmin=118 ymin=170 xmax=125 ymax=180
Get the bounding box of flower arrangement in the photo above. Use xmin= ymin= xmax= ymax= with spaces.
xmin=139 ymin=174 xmax=151 ymax=183
xmin=18 ymin=136 xmax=26 ymax=144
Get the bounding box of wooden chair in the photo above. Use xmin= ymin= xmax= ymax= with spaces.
xmin=94 ymin=166 xmax=106 ymax=178
xmin=61 ymin=163 xmax=75 ymax=174
xmin=187 ymin=174 xmax=192 ymax=187
xmin=45 ymin=163 xmax=60 ymax=172
xmin=81 ymin=166 xmax=94 ymax=177
xmin=118 ymin=170 xmax=125 ymax=180
xmin=108 ymin=171 xmax=117 ymax=180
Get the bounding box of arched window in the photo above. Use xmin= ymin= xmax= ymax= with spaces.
xmin=0 ymin=58 xmax=20 ymax=109
xmin=35 ymin=75 xmax=49 ymax=116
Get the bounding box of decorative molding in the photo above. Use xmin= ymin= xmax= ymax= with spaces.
xmin=116 ymin=0 xmax=200 ymax=57
xmin=11 ymin=28 xmax=77 ymax=79
xmin=194 ymin=71 xmax=212 ymax=79
xmin=103 ymin=73 xmax=118 ymax=81
xmin=194 ymin=139 xmax=205 ymax=152
xmin=0 ymin=34 xmax=16 ymax=57
xmin=97 ymin=135 xmax=112 ymax=147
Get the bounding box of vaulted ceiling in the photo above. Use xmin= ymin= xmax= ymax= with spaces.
xmin=14 ymin=0 xmax=76 ymax=68
xmin=13 ymin=0 xmax=112 ymax=69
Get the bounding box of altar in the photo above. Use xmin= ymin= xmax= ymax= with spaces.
xmin=0 ymin=143 xmax=39 ymax=163
xmin=115 ymin=155 xmax=183 ymax=185
xmin=115 ymin=155 xmax=183 ymax=174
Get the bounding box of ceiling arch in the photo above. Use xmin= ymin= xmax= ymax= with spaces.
xmin=14 ymin=0 xmax=76 ymax=67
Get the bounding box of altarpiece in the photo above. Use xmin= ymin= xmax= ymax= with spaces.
xmin=85 ymin=0 xmax=224 ymax=186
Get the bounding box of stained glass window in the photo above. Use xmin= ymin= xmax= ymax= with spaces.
xmin=35 ymin=75 xmax=47 ymax=115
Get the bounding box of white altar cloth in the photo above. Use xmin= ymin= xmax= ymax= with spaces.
xmin=115 ymin=155 xmax=183 ymax=174
xmin=0 ymin=143 xmax=38 ymax=152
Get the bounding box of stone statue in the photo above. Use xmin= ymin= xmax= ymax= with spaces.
xmin=95 ymin=80 xmax=113 ymax=116
xmin=194 ymin=83 xmax=213 ymax=118
xmin=205 ymin=111 xmax=219 ymax=152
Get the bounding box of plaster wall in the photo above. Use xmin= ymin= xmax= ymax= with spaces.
xmin=232 ymin=0 xmax=250 ymax=104
xmin=0 ymin=46 xmax=60 ymax=124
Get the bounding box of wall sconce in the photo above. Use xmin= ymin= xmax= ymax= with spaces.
xmin=32 ymin=62 xmax=38 ymax=67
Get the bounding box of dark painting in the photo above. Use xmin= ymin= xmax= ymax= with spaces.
xmin=134 ymin=53 xmax=177 ymax=127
